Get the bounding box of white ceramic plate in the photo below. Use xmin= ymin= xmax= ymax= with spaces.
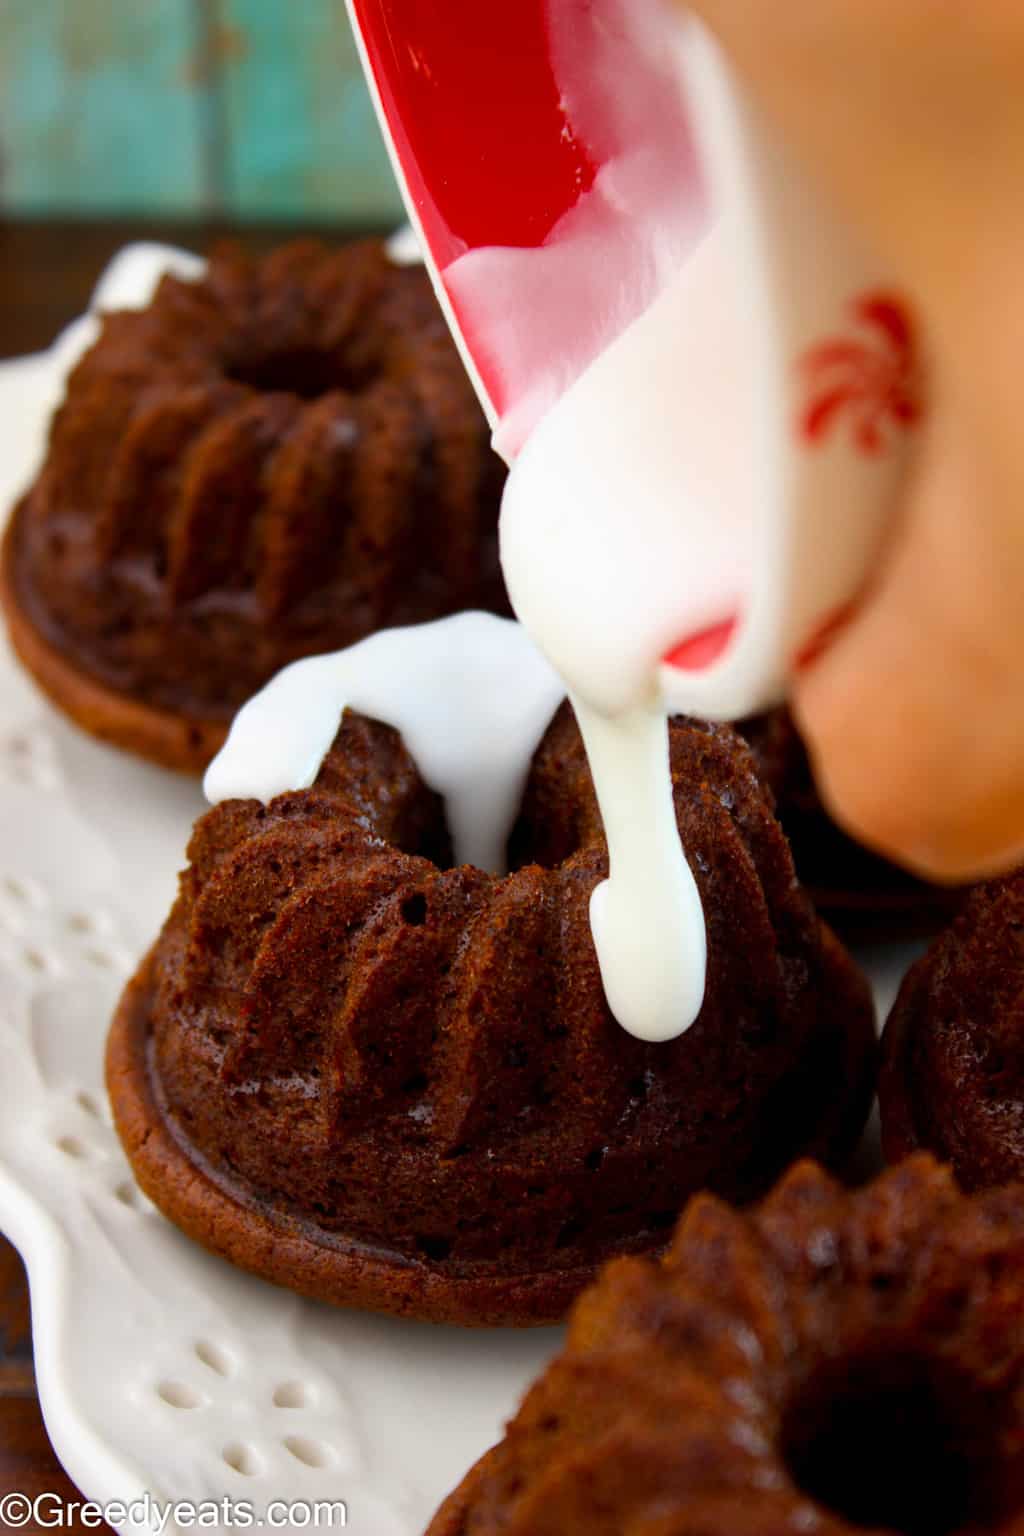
xmin=0 ymin=250 xmax=915 ymax=1536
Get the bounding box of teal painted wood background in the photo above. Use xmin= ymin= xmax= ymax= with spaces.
xmin=0 ymin=0 xmax=405 ymax=223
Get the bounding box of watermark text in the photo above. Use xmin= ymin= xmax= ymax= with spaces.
xmin=0 ymin=1492 xmax=347 ymax=1530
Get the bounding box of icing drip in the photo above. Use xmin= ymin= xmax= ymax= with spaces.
xmin=205 ymin=613 xmax=564 ymax=875
xmin=390 ymin=13 xmax=746 ymax=1042
xmin=205 ymin=611 xmax=708 ymax=1042
xmin=572 ymin=697 xmax=707 ymax=1043
xmin=483 ymin=230 xmax=751 ymax=1042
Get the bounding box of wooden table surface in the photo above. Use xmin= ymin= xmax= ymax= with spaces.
xmin=0 ymin=215 xmax=367 ymax=1531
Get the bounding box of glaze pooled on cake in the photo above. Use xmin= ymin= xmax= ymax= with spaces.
xmin=207 ymin=613 xmax=564 ymax=874
xmin=207 ymin=614 xmax=707 ymax=1042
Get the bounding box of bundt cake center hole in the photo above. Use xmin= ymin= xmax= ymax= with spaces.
xmin=781 ymin=1354 xmax=1012 ymax=1535
xmin=226 ymin=345 xmax=372 ymax=400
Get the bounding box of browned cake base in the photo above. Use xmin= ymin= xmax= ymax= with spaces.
xmin=2 ymin=501 xmax=227 ymax=774
xmin=108 ymin=929 xmax=874 ymax=1327
xmin=107 ymin=950 xmax=604 ymax=1327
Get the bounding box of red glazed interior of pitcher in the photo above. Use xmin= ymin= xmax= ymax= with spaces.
xmin=351 ymin=0 xmax=708 ymax=447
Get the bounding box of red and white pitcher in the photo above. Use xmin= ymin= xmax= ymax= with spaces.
xmin=347 ymin=0 xmax=921 ymax=719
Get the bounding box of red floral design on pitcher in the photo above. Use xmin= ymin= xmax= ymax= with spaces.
xmin=799 ymin=293 xmax=923 ymax=455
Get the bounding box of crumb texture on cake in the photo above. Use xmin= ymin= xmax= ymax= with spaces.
xmin=881 ymin=872 xmax=1024 ymax=1190
xmin=108 ymin=704 xmax=875 ymax=1324
xmin=4 ymin=239 xmax=506 ymax=734
xmin=428 ymin=1155 xmax=1024 ymax=1534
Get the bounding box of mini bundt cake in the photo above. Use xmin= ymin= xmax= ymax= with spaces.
xmin=1 ymin=239 xmax=507 ymax=772
xmin=881 ymin=873 xmax=1024 ymax=1190
xmin=429 ymin=1155 xmax=1024 ymax=1534
xmin=743 ymin=706 xmax=965 ymax=940
xmin=107 ymin=702 xmax=875 ymax=1326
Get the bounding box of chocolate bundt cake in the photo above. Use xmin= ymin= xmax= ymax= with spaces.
xmin=429 ymin=1156 xmax=1024 ymax=1534
xmin=1 ymin=239 xmax=506 ymax=772
xmin=743 ymin=706 xmax=965 ymax=941
xmin=881 ymin=873 xmax=1024 ymax=1190
xmin=107 ymin=703 xmax=875 ymax=1326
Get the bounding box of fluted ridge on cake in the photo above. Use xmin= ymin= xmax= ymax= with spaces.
xmin=6 ymin=239 xmax=507 ymax=740
xmin=141 ymin=704 xmax=876 ymax=1283
xmin=881 ymin=872 xmax=1024 ymax=1190
xmin=38 ymin=240 xmax=496 ymax=615
xmin=428 ymin=1156 xmax=1024 ymax=1533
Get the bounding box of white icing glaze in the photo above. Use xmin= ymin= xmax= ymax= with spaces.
xmin=572 ymin=696 xmax=707 ymax=1043
xmin=204 ymin=613 xmax=564 ymax=875
xmin=498 ymin=228 xmax=750 ymax=721
xmin=205 ymin=608 xmax=708 ymax=1043
xmin=489 ymin=267 xmax=731 ymax=1038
